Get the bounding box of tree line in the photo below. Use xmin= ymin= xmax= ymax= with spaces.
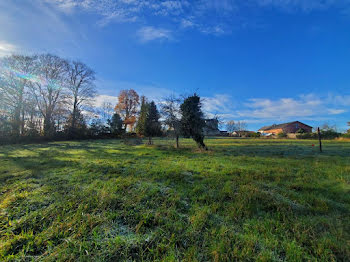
xmin=0 ymin=53 xmax=209 ymax=149
xmin=0 ymin=54 xmax=96 ymax=140
xmin=106 ymin=89 xmax=208 ymax=149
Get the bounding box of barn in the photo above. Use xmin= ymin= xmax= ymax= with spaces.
xmin=258 ymin=121 xmax=313 ymax=135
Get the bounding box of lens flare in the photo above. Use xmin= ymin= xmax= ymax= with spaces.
xmin=0 ymin=62 xmax=61 ymax=90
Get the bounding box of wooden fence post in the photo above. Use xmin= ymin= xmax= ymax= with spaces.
xmin=317 ymin=127 xmax=322 ymax=153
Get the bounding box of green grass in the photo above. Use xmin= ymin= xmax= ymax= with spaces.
xmin=0 ymin=138 xmax=349 ymax=261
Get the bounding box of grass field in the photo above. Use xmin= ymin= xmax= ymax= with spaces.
xmin=0 ymin=138 xmax=349 ymax=261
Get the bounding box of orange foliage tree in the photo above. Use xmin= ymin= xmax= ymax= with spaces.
xmin=115 ymin=89 xmax=140 ymax=131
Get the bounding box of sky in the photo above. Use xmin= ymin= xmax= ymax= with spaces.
xmin=1 ymin=0 xmax=350 ymax=131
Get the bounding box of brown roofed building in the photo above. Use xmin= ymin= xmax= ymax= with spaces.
xmin=203 ymin=119 xmax=221 ymax=136
xmin=258 ymin=121 xmax=312 ymax=135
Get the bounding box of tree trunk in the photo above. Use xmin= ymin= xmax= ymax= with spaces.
xmin=148 ymin=136 xmax=152 ymax=145
xmin=72 ymin=98 xmax=78 ymax=130
xmin=13 ymin=105 xmax=21 ymax=137
xmin=176 ymin=135 xmax=179 ymax=148
xmin=21 ymin=106 xmax=25 ymax=136
xmin=44 ymin=109 xmax=53 ymax=137
xmin=13 ymin=88 xmax=24 ymax=137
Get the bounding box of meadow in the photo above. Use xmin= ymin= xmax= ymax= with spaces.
xmin=0 ymin=138 xmax=349 ymax=261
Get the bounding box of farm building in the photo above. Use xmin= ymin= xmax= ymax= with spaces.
xmin=220 ymin=131 xmax=229 ymax=136
xmin=258 ymin=121 xmax=312 ymax=135
xmin=203 ymin=119 xmax=221 ymax=136
xmin=231 ymin=130 xmax=255 ymax=137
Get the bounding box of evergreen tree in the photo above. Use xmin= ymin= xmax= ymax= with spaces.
xmin=107 ymin=112 xmax=124 ymax=136
xmin=145 ymin=101 xmax=162 ymax=144
xmin=180 ymin=94 xmax=207 ymax=150
xmin=136 ymin=96 xmax=149 ymax=136
xmin=65 ymin=109 xmax=87 ymax=138
xmin=89 ymin=118 xmax=106 ymax=137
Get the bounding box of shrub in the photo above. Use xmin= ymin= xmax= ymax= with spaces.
xmin=296 ymin=133 xmax=317 ymax=139
xmin=341 ymin=133 xmax=350 ymax=139
xmin=297 ymin=130 xmax=340 ymax=140
xmin=321 ymin=130 xmax=340 ymax=139
xmin=277 ymin=132 xmax=288 ymax=138
xmin=246 ymin=132 xmax=261 ymax=138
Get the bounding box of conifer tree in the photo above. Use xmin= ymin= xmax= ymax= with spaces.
xmin=180 ymin=94 xmax=207 ymax=150
xmin=65 ymin=109 xmax=87 ymax=138
xmin=107 ymin=112 xmax=124 ymax=136
xmin=136 ymin=96 xmax=149 ymax=137
xmin=145 ymin=101 xmax=162 ymax=144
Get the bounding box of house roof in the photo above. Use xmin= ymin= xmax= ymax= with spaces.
xmin=258 ymin=125 xmax=273 ymax=131
xmin=258 ymin=121 xmax=312 ymax=131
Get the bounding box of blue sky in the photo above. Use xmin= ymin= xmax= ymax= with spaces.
xmin=1 ymin=0 xmax=350 ymax=131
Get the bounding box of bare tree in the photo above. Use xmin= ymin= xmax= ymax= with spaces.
xmin=66 ymin=61 xmax=96 ymax=136
xmin=100 ymin=102 xmax=114 ymax=123
xmin=0 ymin=54 xmax=36 ymax=136
xmin=321 ymin=122 xmax=337 ymax=132
xmin=29 ymin=54 xmax=68 ymax=137
xmin=226 ymin=120 xmax=248 ymax=133
xmin=0 ymin=53 xmax=99 ymax=141
xmin=161 ymin=94 xmax=182 ymax=148
xmin=226 ymin=120 xmax=236 ymax=133
xmin=25 ymin=96 xmax=41 ymax=136
xmin=54 ymin=103 xmax=70 ymax=132
xmin=236 ymin=121 xmax=248 ymax=132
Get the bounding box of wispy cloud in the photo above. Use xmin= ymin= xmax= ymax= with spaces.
xmin=0 ymin=41 xmax=18 ymax=57
xmin=93 ymin=94 xmax=119 ymax=108
xmin=45 ymin=0 xmax=79 ymax=13
xmin=235 ymin=94 xmax=348 ymax=122
xmin=137 ymin=26 xmax=173 ymax=42
xmin=202 ymin=94 xmax=233 ymax=117
xmin=199 ymin=92 xmax=349 ymax=130
xmin=0 ymin=0 xmax=85 ymax=56
xmin=329 ymin=94 xmax=350 ymax=107
xmin=255 ymin=0 xmax=349 ymax=12
xmin=45 ymin=0 xmax=350 ymax=37
xmin=328 ymin=108 xmax=346 ymax=115
xmin=96 ymin=78 xmax=176 ymax=102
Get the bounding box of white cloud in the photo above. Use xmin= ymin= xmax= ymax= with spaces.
xmin=95 ymin=79 xmax=176 ymax=102
xmin=329 ymin=95 xmax=350 ymax=106
xmin=198 ymin=93 xmax=349 ymax=127
xmin=93 ymin=94 xmax=118 ymax=108
xmin=236 ymin=94 xmax=346 ymax=121
xmin=180 ymin=18 xmax=195 ymax=28
xmin=45 ymin=0 xmax=79 ymax=13
xmin=328 ymin=109 xmax=346 ymax=115
xmin=199 ymin=25 xmax=226 ymax=35
xmin=137 ymin=26 xmax=173 ymax=42
xmin=202 ymin=94 xmax=232 ymax=116
xmin=0 ymin=41 xmax=18 ymax=56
